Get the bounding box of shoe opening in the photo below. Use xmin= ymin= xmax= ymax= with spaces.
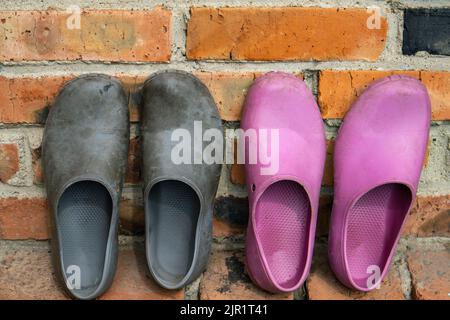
xmin=254 ymin=180 xmax=311 ymax=290
xmin=147 ymin=180 xmax=201 ymax=288
xmin=345 ymin=183 xmax=413 ymax=290
xmin=57 ymin=181 xmax=112 ymax=298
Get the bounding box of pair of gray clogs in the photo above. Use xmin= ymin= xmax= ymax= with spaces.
xmin=43 ymin=71 xmax=222 ymax=299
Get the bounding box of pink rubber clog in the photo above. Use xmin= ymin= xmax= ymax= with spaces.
xmin=328 ymin=75 xmax=431 ymax=291
xmin=241 ymin=72 xmax=326 ymax=293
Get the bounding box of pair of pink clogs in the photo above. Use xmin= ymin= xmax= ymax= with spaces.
xmin=241 ymin=72 xmax=430 ymax=293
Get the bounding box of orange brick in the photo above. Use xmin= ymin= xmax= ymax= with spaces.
xmin=421 ymin=71 xmax=450 ymax=120
xmin=0 ymin=75 xmax=143 ymax=123
xmin=318 ymin=70 xmax=450 ymax=119
xmin=306 ymin=243 xmax=405 ymax=300
xmin=199 ymin=250 xmax=293 ymax=300
xmin=0 ymin=8 xmax=171 ymax=62
xmin=187 ymin=7 xmax=387 ymax=61
xmin=0 ymin=75 xmax=70 ymax=123
xmin=0 ymin=143 xmax=20 ymax=183
xmin=195 ymin=72 xmax=259 ymax=121
xmin=196 ymin=72 xmax=303 ymax=120
xmin=0 ymin=72 xmax=305 ymax=123
xmin=403 ymin=196 xmax=450 ymax=237
xmin=230 ymin=164 xmax=245 ymax=185
xmin=407 ymin=248 xmax=450 ymax=300
xmin=0 ymin=197 xmax=50 ymax=240
xmin=100 ymin=246 xmax=184 ymax=300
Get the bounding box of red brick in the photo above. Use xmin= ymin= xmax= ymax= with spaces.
xmin=0 ymin=143 xmax=20 ymax=183
xmin=0 ymin=197 xmax=49 ymax=240
xmin=0 ymin=242 xmax=183 ymax=300
xmin=318 ymin=70 xmax=450 ymax=119
xmin=125 ymin=137 xmax=141 ymax=184
xmin=421 ymin=71 xmax=450 ymax=120
xmin=403 ymin=196 xmax=450 ymax=237
xmin=196 ymin=72 xmax=302 ymax=121
xmin=119 ymin=75 xmax=146 ymax=122
xmin=187 ymin=7 xmax=387 ymax=61
xmin=0 ymin=74 xmax=147 ymax=124
xmin=407 ymin=248 xmax=450 ymax=300
xmin=100 ymin=246 xmax=184 ymax=300
xmin=306 ymin=243 xmax=405 ymax=300
xmin=229 ymin=136 xmax=246 ymax=185
xmin=322 ymin=140 xmax=334 ymax=187
xmin=0 ymin=8 xmax=171 ymax=62
xmin=316 ymin=195 xmax=333 ymax=237
xmin=199 ymin=250 xmax=293 ymax=300
xmin=119 ymin=198 xmax=145 ymax=235
xmin=0 ymin=75 xmax=69 ymax=123
xmin=0 ymin=244 xmax=67 ymax=299
xmin=32 ymin=147 xmax=43 ymax=185
xmin=213 ymin=216 xmax=245 ymax=238
xmin=0 ymin=72 xmax=305 ymax=123
xmin=230 ymin=164 xmax=245 ymax=185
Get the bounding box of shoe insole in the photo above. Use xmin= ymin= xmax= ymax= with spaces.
xmin=255 ymin=180 xmax=311 ymax=289
xmin=57 ymin=181 xmax=112 ymax=297
xmin=148 ymin=180 xmax=200 ymax=286
xmin=346 ymin=183 xmax=412 ymax=289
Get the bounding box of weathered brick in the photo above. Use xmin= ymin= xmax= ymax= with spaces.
xmin=322 ymin=139 xmax=334 ymax=187
xmin=31 ymin=147 xmax=43 ymax=185
xmin=0 ymin=241 xmax=184 ymax=300
xmin=213 ymin=197 xmax=247 ymax=238
xmin=306 ymin=243 xmax=405 ymax=300
xmin=0 ymin=143 xmax=20 ymax=183
xmin=199 ymin=250 xmax=293 ymax=300
xmin=100 ymin=246 xmax=184 ymax=300
xmin=421 ymin=71 xmax=450 ymax=120
xmin=187 ymin=7 xmax=387 ymax=61
xmin=404 ymin=196 xmax=450 ymax=237
xmin=196 ymin=72 xmax=303 ymax=121
xmin=0 ymin=197 xmax=49 ymax=240
xmin=213 ymin=216 xmax=245 ymax=238
xmin=2 ymin=72 xmax=294 ymax=123
xmin=0 ymin=243 xmax=67 ymax=299
xmin=0 ymin=8 xmax=171 ymax=62
xmin=196 ymin=72 xmax=259 ymax=121
xmin=230 ymin=164 xmax=245 ymax=185
xmin=315 ymin=195 xmax=333 ymax=238
xmin=119 ymin=75 xmax=146 ymax=122
xmin=125 ymin=137 xmax=141 ymax=184
xmin=407 ymin=247 xmax=450 ymax=300
xmin=403 ymin=9 xmax=450 ymax=56
xmin=0 ymin=75 xmax=69 ymax=123
xmin=0 ymin=74 xmax=148 ymax=124
xmin=119 ymin=198 xmax=145 ymax=235
xmin=318 ymin=70 xmax=450 ymax=120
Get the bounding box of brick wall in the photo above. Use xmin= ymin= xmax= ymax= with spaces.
xmin=0 ymin=0 xmax=448 ymax=300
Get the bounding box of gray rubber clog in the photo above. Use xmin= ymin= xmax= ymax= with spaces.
xmin=43 ymin=74 xmax=130 ymax=300
xmin=141 ymin=70 xmax=222 ymax=289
